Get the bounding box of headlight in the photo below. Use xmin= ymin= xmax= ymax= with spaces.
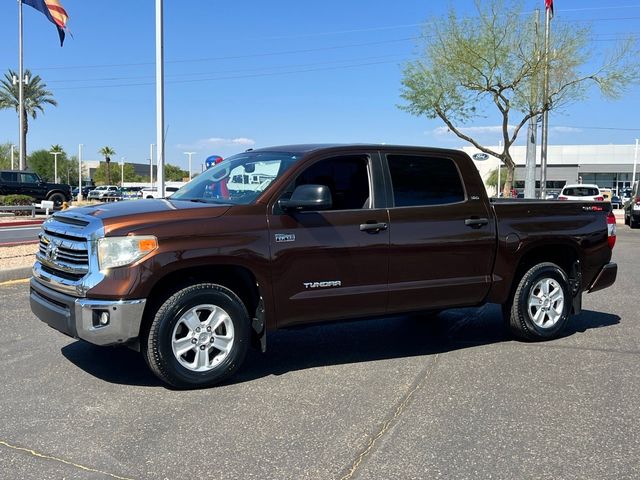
xmin=97 ymin=236 xmax=158 ymax=270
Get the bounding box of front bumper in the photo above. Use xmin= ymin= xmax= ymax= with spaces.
xmin=587 ymin=262 xmax=617 ymax=293
xmin=30 ymin=278 xmax=146 ymax=346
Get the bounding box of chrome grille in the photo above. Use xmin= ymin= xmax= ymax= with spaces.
xmin=37 ymin=227 xmax=89 ymax=280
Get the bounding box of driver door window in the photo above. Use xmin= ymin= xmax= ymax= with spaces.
xmin=292 ymin=156 xmax=371 ymax=210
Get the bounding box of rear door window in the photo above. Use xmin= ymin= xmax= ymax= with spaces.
xmin=386 ymin=154 xmax=465 ymax=207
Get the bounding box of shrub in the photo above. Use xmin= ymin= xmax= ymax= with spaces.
xmin=0 ymin=194 xmax=34 ymax=216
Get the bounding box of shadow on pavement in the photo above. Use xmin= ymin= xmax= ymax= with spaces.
xmin=60 ymin=304 xmax=620 ymax=388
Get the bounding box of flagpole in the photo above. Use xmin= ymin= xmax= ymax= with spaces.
xmin=18 ymin=0 xmax=25 ymax=170
xmin=156 ymin=0 xmax=165 ymax=198
xmin=540 ymin=3 xmax=552 ymax=199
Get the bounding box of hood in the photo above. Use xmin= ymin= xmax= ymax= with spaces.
xmin=57 ymin=199 xmax=231 ymax=235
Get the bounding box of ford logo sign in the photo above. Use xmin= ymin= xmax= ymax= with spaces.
xmin=472 ymin=153 xmax=490 ymax=161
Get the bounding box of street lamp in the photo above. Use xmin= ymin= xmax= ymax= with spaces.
xmin=49 ymin=151 xmax=62 ymax=183
xmin=78 ymin=144 xmax=83 ymax=201
xmin=184 ymin=151 xmax=196 ymax=180
xmin=10 ymin=144 xmax=15 ymax=170
xmin=120 ymin=157 xmax=126 ymax=187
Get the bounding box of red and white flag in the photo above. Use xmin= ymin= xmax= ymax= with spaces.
xmin=545 ymin=0 xmax=554 ymax=19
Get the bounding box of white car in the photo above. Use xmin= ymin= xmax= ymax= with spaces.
xmin=558 ymin=184 xmax=604 ymax=201
xmin=140 ymin=186 xmax=180 ymax=199
xmin=87 ymin=185 xmax=120 ymax=200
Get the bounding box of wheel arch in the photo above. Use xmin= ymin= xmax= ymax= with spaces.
xmin=139 ymin=264 xmax=265 ymax=348
xmin=46 ymin=189 xmax=69 ymax=200
xmin=490 ymin=241 xmax=582 ymax=307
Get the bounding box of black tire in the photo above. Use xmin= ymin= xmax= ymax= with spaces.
xmin=624 ymin=211 xmax=630 ymax=225
xmin=47 ymin=192 xmax=66 ymax=207
xmin=143 ymin=283 xmax=250 ymax=388
xmin=631 ymin=215 xmax=639 ymax=229
xmin=505 ymin=262 xmax=571 ymax=341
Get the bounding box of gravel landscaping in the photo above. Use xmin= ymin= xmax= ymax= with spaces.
xmin=0 ymin=244 xmax=39 ymax=270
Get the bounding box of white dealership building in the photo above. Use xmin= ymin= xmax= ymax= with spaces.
xmin=464 ymin=144 xmax=639 ymax=197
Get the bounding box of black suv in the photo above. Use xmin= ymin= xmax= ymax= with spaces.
xmin=0 ymin=170 xmax=72 ymax=206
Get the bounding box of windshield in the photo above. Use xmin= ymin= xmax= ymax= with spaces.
xmin=171 ymin=151 xmax=300 ymax=205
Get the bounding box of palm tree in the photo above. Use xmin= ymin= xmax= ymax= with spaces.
xmin=99 ymin=146 xmax=116 ymax=184
xmin=0 ymin=69 xmax=57 ymax=170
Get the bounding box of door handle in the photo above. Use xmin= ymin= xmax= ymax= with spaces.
xmin=464 ymin=217 xmax=489 ymax=228
xmin=360 ymin=222 xmax=388 ymax=233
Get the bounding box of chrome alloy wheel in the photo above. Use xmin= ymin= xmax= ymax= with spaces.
xmin=171 ymin=304 xmax=235 ymax=372
xmin=527 ymin=278 xmax=565 ymax=329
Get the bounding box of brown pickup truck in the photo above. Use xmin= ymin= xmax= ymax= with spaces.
xmin=30 ymin=144 xmax=618 ymax=388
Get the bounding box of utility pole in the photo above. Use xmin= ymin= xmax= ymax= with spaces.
xmin=156 ymin=0 xmax=165 ymax=198
xmin=524 ymin=9 xmax=540 ymax=199
xmin=77 ymin=144 xmax=83 ymax=200
xmin=540 ymin=2 xmax=553 ymax=199
xmin=49 ymin=151 xmax=61 ymax=183
xmin=497 ymin=140 xmax=503 ymax=197
xmin=184 ymin=152 xmax=196 ymax=180
xmin=17 ymin=0 xmax=26 ymax=170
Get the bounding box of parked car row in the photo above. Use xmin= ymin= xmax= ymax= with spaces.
xmin=624 ymin=182 xmax=640 ymax=228
xmin=71 ymin=185 xmax=183 ymax=201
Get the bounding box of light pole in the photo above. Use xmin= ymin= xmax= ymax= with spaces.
xmin=633 ymin=138 xmax=639 ymax=189
xmin=156 ymin=0 xmax=165 ymax=198
xmin=184 ymin=152 xmax=196 ymax=180
xmin=149 ymin=144 xmax=154 ymax=188
xmin=10 ymin=144 xmax=15 ymax=170
xmin=77 ymin=144 xmax=83 ymax=201
xmin=50 ymin=151 xmax=62 ymax=183
xmin=120 ymin=157 xmax=125 ymax=187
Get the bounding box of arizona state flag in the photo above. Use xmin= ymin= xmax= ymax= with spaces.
xmin=23 ymin=0 xmax=69 ymax=46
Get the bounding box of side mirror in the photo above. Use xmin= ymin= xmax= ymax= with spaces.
xmin=278 ymin=184 xmax=332 ymax=211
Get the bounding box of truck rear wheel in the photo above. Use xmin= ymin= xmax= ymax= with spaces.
xmin=143 ymin=283 xmax=250 ymax=388
xmin=505 ymin=262 xmax=571 ymax=341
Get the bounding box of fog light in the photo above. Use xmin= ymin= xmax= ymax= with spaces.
xmin=92 ymin=310 xmax=110 ymax=328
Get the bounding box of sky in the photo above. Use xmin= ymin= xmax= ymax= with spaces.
xmin=0 ymin=0 xmax=639 ymax=173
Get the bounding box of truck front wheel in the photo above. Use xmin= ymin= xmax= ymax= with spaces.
xmin=505 ymin=262 xmax=571 ymax=341
xmin=143 ymin=283 xmax=250 ymax=388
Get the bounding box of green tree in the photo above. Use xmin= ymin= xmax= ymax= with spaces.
xmin=485 ymin=167 xmax=507 ymax=196
xmin=98 ymin=146 xmax=116 ymax=184
xmin=0 ymin=142 xmax=16 ymax=170
xmin=164 ymin=163 xmax=188 ymax=181
xmin=28 ymin=148 xmax=77 ymax=185
xmin=399 ymin=0 xmax=639 ymax=196
xmin=92 ymin=162 xmax=139 ymax=185
xmin=0 ymin=69 xmax=57 ymax=170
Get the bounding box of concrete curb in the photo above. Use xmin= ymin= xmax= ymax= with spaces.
xmin=0 ymin=266 xmax=32 ymax=283
xmin=0 ymin=219 xmax=45 ymax=227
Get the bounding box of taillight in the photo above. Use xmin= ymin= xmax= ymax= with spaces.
xmin=558 ymin=196 xmax=568 ymax=200
xmin=607 ymin=210 xmax=616 ymax=249
xmin=595 ymin=196 xmax=604 ymax=201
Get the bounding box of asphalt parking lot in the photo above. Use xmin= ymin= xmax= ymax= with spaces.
xmin=0 ymin=227 xmax=638 ymax=480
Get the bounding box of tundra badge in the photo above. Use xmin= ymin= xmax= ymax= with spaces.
xmin=275 ymin=233 xmax=296 ymax=243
